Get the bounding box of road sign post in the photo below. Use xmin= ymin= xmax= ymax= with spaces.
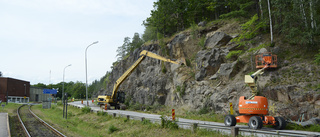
xmin=229 ymin=103 xmax=234 ymax=115
xmin=172 ymin=109 xmax=175 ymax=121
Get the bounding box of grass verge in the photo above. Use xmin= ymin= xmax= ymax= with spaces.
xmin=30 ymin=104 xmax=233 ymax=137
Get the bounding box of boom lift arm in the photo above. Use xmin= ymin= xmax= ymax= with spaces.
xmin=245 ymin=64 xmax=269 ymax=100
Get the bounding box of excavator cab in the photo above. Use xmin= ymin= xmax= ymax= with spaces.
xmin=255 ymin=52 xmax=277 ymax=69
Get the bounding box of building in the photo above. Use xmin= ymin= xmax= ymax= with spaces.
xmin=30 ymin=87 xmax=52 ymax=102
xmin=0 ymin=77 xmax=30 ymax=103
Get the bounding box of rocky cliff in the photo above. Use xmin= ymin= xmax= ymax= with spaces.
xmin=98 ymin=21 xmax=320 ymax=121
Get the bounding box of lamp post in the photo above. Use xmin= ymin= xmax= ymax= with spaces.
xmin=62 ymin=64 xmax=71 ymax=104
xmin=85 ymin=41 xmax=98 ymax=106
xmin=62 ymin=64 xmax=71 ymax=118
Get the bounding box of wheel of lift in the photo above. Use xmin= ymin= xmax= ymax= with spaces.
xmin=224 ymin=115 xmax=237 ymax=126
xmin=274 ymin=117 xmax=286 ymax=130
xmin=249 ymin=116 xmax=263 ymax=130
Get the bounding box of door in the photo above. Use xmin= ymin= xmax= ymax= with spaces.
xmin=36 ymin=94 xmax=39 ymax=102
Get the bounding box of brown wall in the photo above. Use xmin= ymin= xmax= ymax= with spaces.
xmin=0 ymin=77 xmax=30 ymax=102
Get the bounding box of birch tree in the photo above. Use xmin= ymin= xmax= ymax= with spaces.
xmin=267 ymin=0 xmax=273 ymax=43
xmin=300 ymin=0 xmax=308 ymax=28
xmin=259 ymin=0 xmax=263 ymax=19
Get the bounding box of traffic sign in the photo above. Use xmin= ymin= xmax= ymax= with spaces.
xmin=43 ymin=89 xmax=58 ymax=94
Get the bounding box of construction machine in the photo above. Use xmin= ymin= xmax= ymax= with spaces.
xmin=97 ymin=50 xmax=180 ymax=109
xmin=224 ymin=52 xmax=286 ymax=130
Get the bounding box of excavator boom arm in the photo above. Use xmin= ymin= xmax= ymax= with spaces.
xmin=110 ymin=50 xmax=178 ymax=99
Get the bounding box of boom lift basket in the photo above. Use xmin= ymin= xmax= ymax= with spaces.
xmin=255 ymin=52 xmax=277 ymax=69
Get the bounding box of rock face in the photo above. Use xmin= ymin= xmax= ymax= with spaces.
xmin=99 ymin=24 xmax=320 ymax=121
xmin=195 ymin=48 xmax=228 ymax=81
xmin=205 ymin=32 xmax=232 ymax=49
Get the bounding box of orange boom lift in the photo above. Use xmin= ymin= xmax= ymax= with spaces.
xmin=224 ymin=52 xmax=286 ymax=130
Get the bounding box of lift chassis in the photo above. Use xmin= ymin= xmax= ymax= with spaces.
xmin=224 ymin=52 xmax=286 ymax=130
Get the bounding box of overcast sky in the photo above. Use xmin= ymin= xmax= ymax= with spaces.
xmin=0 ymin=0 xmax=156 ymax=85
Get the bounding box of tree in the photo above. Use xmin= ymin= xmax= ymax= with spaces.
xmin=267 ymin=0 xmax=273 ymax=43
xmin=130 ymin=33 xmax=144 ymax=51
xmin=116 ymin=37 xmax=131 ymax=61
xmin=32 ymin=83 xmax=48 ymax=88
xmin=0 ymin=71 xmax=2 ymax=77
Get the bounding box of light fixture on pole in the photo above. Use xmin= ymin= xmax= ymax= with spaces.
xmin=85 ymin=41 xmax=98 ymax=106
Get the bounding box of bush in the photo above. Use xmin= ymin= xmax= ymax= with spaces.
xmin=97 ymin=110 xmax=107 ymax=116
xmin=161 ymin=62 xmax=167 ymax=73
xmin=226 ymin=50 xmax=243 ymax=59
xmin=160 ymin=115 xmax=179 ymax=129
xmin=198 ymin=36 xmax=206 ymax=49
xmin=108 ymin=125 xmax=119 ymax=134
xmin=141 ymin=119 xmax=152 ymax=125
xmin=185 ymin=58 xmax=191 ymax=67
xmin=198 ymin=107 xmax=209 ymax=115
xmin=81 ymin=106 xmax=91 ymax=114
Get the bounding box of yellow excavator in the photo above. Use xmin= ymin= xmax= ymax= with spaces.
xmin=97 ymin=50 xmax=181 ymax=109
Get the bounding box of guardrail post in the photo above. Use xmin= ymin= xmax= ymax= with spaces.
xmin=231 ymin=127 xmax=239 ymax=137
xmin=113 ymin=113 xmax=116 ymax=117
xmin=191 ymin=123 xmax=198 ymax=133
xmin=141 ymin=117 xmax=145 ymax=121
xmin=127 ymin=115 xmax=130 ymax=121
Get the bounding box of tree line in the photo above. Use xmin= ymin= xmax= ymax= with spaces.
xmin=142 ymin=0 xmax=320 ymax=47
xmin=33 ymin=81 xmax=89 ymax=100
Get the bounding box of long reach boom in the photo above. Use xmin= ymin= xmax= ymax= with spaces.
xmin=97 ymin=50 xmax=179 ymax=109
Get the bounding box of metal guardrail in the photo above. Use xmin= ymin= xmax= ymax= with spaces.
xmin=69 ymin=103 xmax=319 ymax=137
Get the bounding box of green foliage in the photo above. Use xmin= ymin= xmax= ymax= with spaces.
xmin=116 ymin=33 xmax=144 ymax=61
xmin=124 ymin=95 xmax=132 ymax=107
xmin=161 ymin=61 xmax=167 ymax=74
xmin=286 ymin=123 xmax=320 ymax=132
xmin=198 ymin=36 xmax=206 ymax=49
xmin=144 ymin=0 xmax=255 ymax=37
xmin=270 ymin=0 xmax=320 ymax=46
xmin=108 ymin=125 xmax=119 ymax=134
xmin=81 ymin=106 xmax=91 ymax=114
xmin=314 ymin=50 xmax=320 ymax=65
xmin=190 ymin=22 xmax=199 ymax=39
xmin=32 ymin=83 xmax=48 ymax=88
xmin=185 ymin=58 xmax=191 ymax=67
xmin=142 ymin=25 xmax=157 ymax=42
xmin=174 ymin=83 xmax=186 ymax=97
xmin=198 ymin=107 xmax=209 ymax=115
xmin=231 ymin=14 xmax=266 ymax=47
xmin=160 ymin=115 xmax=178 ymax=129
xmin=141 ymin=119 xmax=152 ymax=125
xmin=220 ymin=1 xmax=255 ymax=19
xmin=248 ymin=43 xmax=271 ymax=53
xmin=97 ymin=110 xmax=107 ymax=116
xmin=226 ymin=50 xmax=243 ymax=59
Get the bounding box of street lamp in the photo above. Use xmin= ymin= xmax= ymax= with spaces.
xmin=62 ymin=64 xmax=71 ymax=118
xmin=85 ymin=41 xmax=98 ymax=106
xmin=62 ymin=64 xmax=71 ymax=104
